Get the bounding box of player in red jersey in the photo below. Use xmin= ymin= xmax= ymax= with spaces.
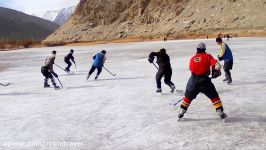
xmin=178 ymin=42 xmax=227 ymax=120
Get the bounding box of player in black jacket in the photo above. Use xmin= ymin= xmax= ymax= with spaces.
xmin=148 ymin=48 xmax=175 ymax=93
xmin=64 ymin=49 xmax=76 ymax=72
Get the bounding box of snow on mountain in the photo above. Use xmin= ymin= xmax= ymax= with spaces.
xmin=54 ymin=7 xmax=76 ymax=25
xmin=32 ymin=6 xmax=76 ymax=25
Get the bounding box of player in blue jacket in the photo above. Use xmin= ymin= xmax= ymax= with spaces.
xmin=216 ymin=37 xmax=234 ymax=84
xmin=87 ymin=50 xmax=107 ymax=80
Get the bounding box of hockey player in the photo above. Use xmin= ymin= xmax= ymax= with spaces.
xmin=178 ymin=42 xmax=227 ymax=120
xmin=64 ymin=49 xmax=76 ymax=72
xmin=148 ymin=48 xmax=175 ymax=93
xmin=216 ymin=37 xmax=234 ymax=84
xmin=87 ymin=50 xmax=107 ymax=80
xmin=41 ymin=51 xmax=60 ymax=89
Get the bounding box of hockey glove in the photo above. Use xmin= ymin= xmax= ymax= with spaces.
xmin=211 ymin=68 xmax=221 ymax=79
xmin=148 ymin=58 xmax=153 ymax=63
xmin=218 ymin=55 xmax=223 ymax=61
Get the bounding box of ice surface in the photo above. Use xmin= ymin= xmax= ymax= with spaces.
xmin=0 ymin=38 xmax=266 ymax=149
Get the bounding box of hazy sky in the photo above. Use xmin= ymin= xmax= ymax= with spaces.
xmin=0 ymin=0 xmax=79 ymax=14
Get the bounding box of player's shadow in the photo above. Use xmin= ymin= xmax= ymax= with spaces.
xmin=217 ymin=89 xmax=232 ymax=94
xmin=181 ymin=115 xmax=266 ymax=123
xmin=0 ymin=92 xmax=39 ymax=96
xmin=180 ymin=118 xmax=218 ymax=122
xmin=96 ymin=76 xmax=148 ymax=81
xmin=233 ymin=80 xmax=266 ymax=86
xmin=59 ymin=73 xmax=87 ymax=77
xmin=67 ymin=85 xmax=103 ymax=90
xmin=225 ymin=115 xmax=266 ymax=123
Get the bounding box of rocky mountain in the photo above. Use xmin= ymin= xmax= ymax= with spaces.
xmin=0 ymin=7 xmax=59 ymax=41
xmin=32 ymin=7 xmax=76 ymax=25
xmin=43 ymin=0 xmax=266 ymax=45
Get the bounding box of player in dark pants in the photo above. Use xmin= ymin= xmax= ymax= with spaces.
xmin=41 ymin=51 xmax=60 ymax=89
xmin=178 ymin=42 xmax=227 ymax=120
xmin=64 ymin=49 xmax=76 ymax=72
xmin=148 ymin=48 xmax=175 ymax=93
xmin=216 ymin=37 xmax=234 ymax=84
xmin=87 ymin=50 xmax=106 ymax=80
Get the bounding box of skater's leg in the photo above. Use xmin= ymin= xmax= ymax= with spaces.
xmin=87 ymin=66 xmax=96 ymax=79
xmin=41 ymin=67 xmax=50 ymax=87
xmin=88 ymin=66 xmax=96 ymax=75
xmin=201 ymin=79 xmax=226 ymax=119
xmin=181 ymin=76 xmax=198 ymax=110
xmin=46 ymin=72 xmax=59 ymax=88
xmin=224 ymin=69 xmax=232 ymax=83
xmin=96 ymin=67 xmax=102 ymax=75
xmin=65 ymin=60 xmax=72 ymax=71
xmin=223 ymin=60 xmax=233 ymax=83
xmin=156 ymin=70 xmax=164 ymax=89
xmin=44 ymin=77 xmax=50 ymax=87
xmin=179 ymin=76 xmax=199 ymax=118
xmin=164 ymin=69 xmax=175 ymax=92
xmin=156 ymin=70 xmax=164 ymax=92
xmin=223 ymin=66 xmax=230 ymax=81
xmin=95 ymin=67 xmax=102 ymax=80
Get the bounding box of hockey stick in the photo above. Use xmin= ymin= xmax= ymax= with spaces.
xmin=56 ymin=77 xmax=63 ymax=88
xmin=55 ymin=64 xmax=74 ymax=74
xmin=103 ymin=66 xmax=116 ymax=76
xmin=152 ymin=62 xmax=159 ymax=70
xmin=74 ymin=63 xmax=77 ymax=70
xmin=173 ymin=99 xmax=183 ymax=106
xmin=0 ymin=83 xmax=11 ymax=86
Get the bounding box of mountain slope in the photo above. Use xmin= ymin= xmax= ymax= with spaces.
xmin=32 ymin=7 xmax=76 ymax=25
xmin=43 ymin=0 xmax=266 ymax=44
xmin=0 ymin=7 xmax=59 ymax=41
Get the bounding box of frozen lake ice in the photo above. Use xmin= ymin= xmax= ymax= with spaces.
xmin=0 ymin=37 xmax=266 ymax=149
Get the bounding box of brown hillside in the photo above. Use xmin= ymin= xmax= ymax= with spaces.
xmin=43 ymin=0 xmax=266 ymax=44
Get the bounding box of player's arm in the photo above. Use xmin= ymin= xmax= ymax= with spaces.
xmin=92 ymin=55 xmax=96 ymax=60
xmin=218 ymin=43 xmax=226 ymax=61
xmin=210 ymin=55 xmax=221 ymax=70
xmin=71 ymin=55 xmax=75 ymax=64
xmin=103 ymin=56 xmax=106 ymax=65
xmin=148 ymin=52 xmax=157 ymax=63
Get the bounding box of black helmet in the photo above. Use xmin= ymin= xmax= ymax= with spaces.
xmin=101 ymin=50 xmax=106 ymax=54
xmin=70 ymin=49 xmax=74 ymax=53
xmin=52 ymin=50 xmax=57 ymax=54
xmin=216 ymin=37 xmax=223 ymax=43
xmin=160 ymin=48 xmax=166 ymax=53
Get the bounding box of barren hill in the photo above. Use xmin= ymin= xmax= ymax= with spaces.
xmin=43 ymin=0 xmax=266 ymax=44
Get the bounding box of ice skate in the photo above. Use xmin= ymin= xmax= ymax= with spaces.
xmin=94 ymin=75 xmax=99 ymax=80
xmin=65 ymin=69 xmax=70 ymax=73
xmin=156 ymin=88 xmax=162 ymax=94
xmin=217 ymin=109 xmax=227 ymax=122
xmin=44 ymin=83 xmax=50 ymax=88
xmin=227 ymin=78 xmax=232 ymax=85
xmin=86 ymin=75 xmax=90 ymax=80
xmin=53 ymin=84 xmax=60 ymax=90
xmin=178 ymin=108 xmax=186 ymax=121
xmin=170 ymin=85 xmax=176 ymax=93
